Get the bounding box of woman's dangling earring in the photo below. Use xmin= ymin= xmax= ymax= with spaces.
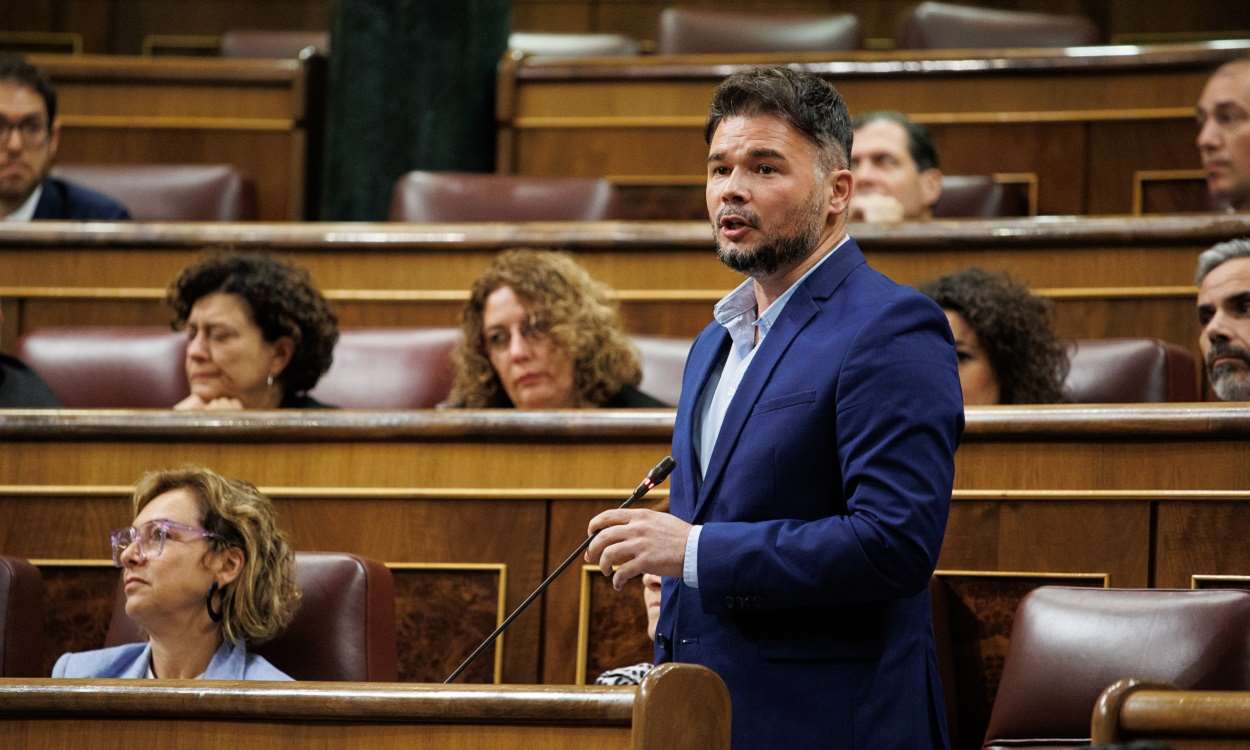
xmin=266 ymin=374 xmax=275 ymax=387
xmin=206 ymin=581 xmax=224 ymax=623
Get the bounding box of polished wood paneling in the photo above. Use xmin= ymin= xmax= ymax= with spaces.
xmin=27 ymin=54 xmax=317 ymax=220
xmin=1092 ymin=681 xmax=1250 ymax=749
xmin=501 ymin=42 xmax=1250 ymax=216
xmin=1 ymin=215 xmax=1239 ymax=356
xmin=0 ymin=663 xmax=732 ymax=750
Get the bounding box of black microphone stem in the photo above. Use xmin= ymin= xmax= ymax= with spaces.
xmin=444 ymin=456 xmax=675 ymax=684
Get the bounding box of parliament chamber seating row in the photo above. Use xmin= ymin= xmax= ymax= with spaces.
xmin=15 ymin=326 xmax=1198 ymax=408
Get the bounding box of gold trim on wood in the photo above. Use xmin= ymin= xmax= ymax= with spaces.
xmin=29 ymin=558 xmax=115 ymax=568
xmin=1032 ymin=285 xmax=1195 ymax=300
xmin=1131 ymin=169 xmax=1207 ymax=215
xmin=935 ymin=569 xmax=1111 ymax=587
xmin=58 ymin=115 xmax=295 ymax=132
xmin=952 ymin=490 xmax=1250 ymax=502
xmin=142 ymin=34 xmax=222 ymax=57
xmin=0 ymin=485 xmax=671 ymax=502
xmin=0 ymin=31 xmax=83 ymax=55
xmin=992 ymin=172 xmax=1039 ymax=216
xmin=387 ymin=562 xmax=508 ymax=684
xmin=1190 ymin=574 xmax=1250 ymax=589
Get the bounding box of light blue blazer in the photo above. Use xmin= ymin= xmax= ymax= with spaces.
xmin=52 ymin=639 xmax=292 ymax=680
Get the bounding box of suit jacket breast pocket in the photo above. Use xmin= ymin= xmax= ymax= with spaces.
xmin=752 ymin=389 xmax=818 ymax=416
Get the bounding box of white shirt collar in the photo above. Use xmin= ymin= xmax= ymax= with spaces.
xmin=4 ymin=184 xmax=42 ymax=222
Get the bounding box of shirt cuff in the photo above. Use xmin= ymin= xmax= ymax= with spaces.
xmin=682 ymin=524 xmax=702 ymax=589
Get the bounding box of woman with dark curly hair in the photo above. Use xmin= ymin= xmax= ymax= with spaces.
xmin=168 ymin=252 xmax=338 ymax=409
xmin=920 ymin=268 xmax=1068 ymax=404
xmin=449 ymin=249 xmax=665 ymax=408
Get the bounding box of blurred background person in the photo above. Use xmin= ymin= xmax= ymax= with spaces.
xmin=53 ymin=465 xmax=299 ymax=679
xmin=448 ymin=248 xmax=665 ymax=408
xmin=168 ymin=252 xmax=338 ymax=409
xmin=0 ymin=304 xmax=59 ymax=407
xmin=0 ymin=57 xmax=129 ymax=221
xmin=1195 ymin=238 xmax=1250 ymax=401
xmin=921 ymin=267 xmax=1068 ymax=404
xmin=1195 ymin=58 xmax=1250 ymax=213
xmin=849 ymin=110 xmax=942 ymax=224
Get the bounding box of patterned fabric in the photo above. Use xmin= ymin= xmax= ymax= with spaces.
xmin=594 ymin=662 xmax=653 ymax=686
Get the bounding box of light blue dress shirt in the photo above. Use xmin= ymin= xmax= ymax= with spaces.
xmin=683 ymin=236 xmax=850 ymax=588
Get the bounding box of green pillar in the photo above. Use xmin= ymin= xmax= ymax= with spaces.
xmin=322 ymin=0 xmax=511 ymax=220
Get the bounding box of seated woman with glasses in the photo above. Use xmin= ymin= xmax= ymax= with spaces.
xmin=168 ymin=252 xmax=339 ymax=410
xmin=52 ymin=466 xmax=300 ymax=679
xmin=446 ymin=248 xmax=666 ymax=408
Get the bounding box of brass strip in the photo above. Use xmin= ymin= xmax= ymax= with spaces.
xmin=59 ymin=115 xmax=295 ymax=132
xmin=0 ymin=485 xmax=671 ymax=502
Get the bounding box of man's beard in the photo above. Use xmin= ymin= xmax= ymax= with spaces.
xmin=1207 ymin=342 xmax=1250 ymax=401
xmin=712 ymin=190 xmax=825 ymax=277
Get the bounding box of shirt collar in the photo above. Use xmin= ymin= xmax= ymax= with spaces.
xmin=4 ymin=184 xmax=42 ymax=222
xmin=712 ymin=234 xmax=851 ymax=345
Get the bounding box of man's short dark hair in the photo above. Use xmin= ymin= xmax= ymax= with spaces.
xmin=705 ymin=66 xmax=853 ymax=172
xmin=852 ymin=111 xmax=940 ymax=172
xmin=0 ymin=56 xmax=57 ymax=128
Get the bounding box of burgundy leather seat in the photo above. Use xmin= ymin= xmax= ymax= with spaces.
xmin=389 ymin=172 xmax=620 ymax=222
xmin=219 ymin=30 xmax=329 ymax=58
xmin=932 ymin=175 xmax=1031 ymax=218
xmin=898 ymin=2 xmax=1099 ymax=49
xmin=658 ymin=8 xmax=860 ymax=54
xmin=310 ymin=328 xmax=459 ymax=409
xmin=982 ymin=587 xmax=1250 ymax=749
xmin=1064 ymin=338 xmax=1198 ymax=403
xmin=18 ymin=327 xmax=188 ymax=408
xmin=0 ymin=556 xmax=43 ymax=677
xmin=508 ymin=32 xmax=640 ymax=57
xmin=51 ymin=164 xmax=257 ymax=221
xmin=106 ymin=552 xmax=398 ymax=681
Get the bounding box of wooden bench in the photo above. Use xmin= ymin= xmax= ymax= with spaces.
xmin=1093 ymin=679 xmax=1250 ymax=748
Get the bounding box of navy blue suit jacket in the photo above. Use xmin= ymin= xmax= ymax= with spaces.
xmin=656 ymin=238 xmax=964 ymax=749
xmin=32 ymin=176 xmax=131 ymax=220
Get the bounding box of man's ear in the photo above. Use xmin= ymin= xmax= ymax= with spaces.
xmin=920 ymin=168 xmax=943 ymax=209
xmin=47 ymin=119 xmax=61 ymax=162
xmin=829 ymin=168 xmax=854 ymax=216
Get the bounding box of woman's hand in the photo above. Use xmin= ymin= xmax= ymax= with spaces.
xmin=174 ymin=394 xmax=245 ymax=410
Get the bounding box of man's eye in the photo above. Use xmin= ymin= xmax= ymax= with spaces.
xmin=711 ymin=165 xmax=730 ymax=176
xmin=758 ymin=164 xmax=775 ymax=174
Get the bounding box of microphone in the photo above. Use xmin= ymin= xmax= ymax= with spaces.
xmin=444 ymin=455 xmax=676 ymax=684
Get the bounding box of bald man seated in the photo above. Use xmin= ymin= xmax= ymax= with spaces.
xmin=1196 ymin=58 xmax=1250 ymax=213
xmin=849 ymin=111 xmax=942 ymax=224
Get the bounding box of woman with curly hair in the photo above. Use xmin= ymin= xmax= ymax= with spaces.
xmin=53 ymin=465 xmax=300 ymax=679
xmin=920 ymin=268 xmax=1069 ymax=404
xmin=167 ymin=252 xmax=339 ymax=409
xmin=449 ymin=249 xmax=665 ymax=408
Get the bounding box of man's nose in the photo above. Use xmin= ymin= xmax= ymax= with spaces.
xmin=1205 ymin=311 xmax=1232 ymax=344
xmin=1197 ymin=118 xmax=1222 ymax=152
xmin=718 ymin=168 xmax=749 ymax=204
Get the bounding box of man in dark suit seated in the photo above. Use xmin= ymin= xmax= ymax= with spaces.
xmin=1196 ymin=58 xmax=1250 ymax=213
xmin=0 ymin=57 xmax=130 ymax=221
xmin=0 ymin=306 xmax=59 ymax=407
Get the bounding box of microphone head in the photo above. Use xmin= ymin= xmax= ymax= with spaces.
xmin=646 ymin=456 xmax=677 ymax=485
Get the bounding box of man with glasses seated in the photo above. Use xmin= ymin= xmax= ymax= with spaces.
xmin=52 ymin=466 xmax=299 ymax=679
xmin=0 ymin=57 xmax=130 ymax=221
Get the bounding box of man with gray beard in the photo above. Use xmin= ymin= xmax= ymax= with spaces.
xmin=1197 ymin=238 xmax=1250 ymax=400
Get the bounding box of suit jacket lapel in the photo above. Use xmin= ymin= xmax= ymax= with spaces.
xmin=692 ymin=239 xmax=867 ymax=523
xmin=679 ymin=326 xmax=730 ymax=506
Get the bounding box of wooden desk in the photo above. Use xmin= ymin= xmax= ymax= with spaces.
xmin=0 ymin=663 xmax=731 ymax=749
xmin=2 ymin=214 xmax=1242 ymax=358
xmin=499 ymin=41 xmax=1250 ymax=217
xmin=29 ymin=54 xmax=323 ymax=221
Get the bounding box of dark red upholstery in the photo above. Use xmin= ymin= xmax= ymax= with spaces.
xmin=219 ymin=30 xmax=329 ymax=58
xmin=389 ymin=172 xmax=620 ymax=222
xmin=982 ymin=587 xmax=1250 ymax=749
xmin=898 ymin=2 xmax=1098 ymax=49
xmin=51 ymin=164 xmax=257 ymax=220
xmin=1064 ymin=338 xmax=1198 ymax=403
xmin=932 ymin=175 xmax=1031 ymax=218
xmin=508 ymin=32 xmax=639 ymax=57
xmin=658 ymin=8 xmax=860 ymax=54
xmin=106 ymin=551 xmax=398 ymax=681
xmin=18 ymin=327 xmax=188 ymax=408
xmin=310 ymin=328 xmax=459 ymax=408
xmin=0 ymin=556 xmax=44 ymax=677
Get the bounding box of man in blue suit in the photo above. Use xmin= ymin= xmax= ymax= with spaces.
xmin=586 ymin=66 xmax=963 ymax=748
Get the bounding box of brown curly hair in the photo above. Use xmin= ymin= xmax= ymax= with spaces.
xmin=132 ymin=466 xmax=300 ymax=645
xmin=450 ymin=248 xmax=643 ymax=407
xmin=920 ymin=268 xmax=1069 ymax=404
xmin=167 ymin=252 xmax=339 ymax=396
